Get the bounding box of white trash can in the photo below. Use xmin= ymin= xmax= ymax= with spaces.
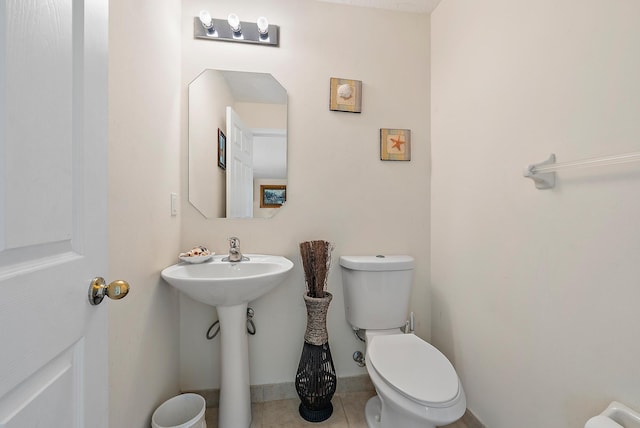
xmin=151 ymin=393 xmax=206 ymax=428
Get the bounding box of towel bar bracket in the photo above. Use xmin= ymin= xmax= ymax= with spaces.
xmin=524 ymin=153 xmax=556 ymax=189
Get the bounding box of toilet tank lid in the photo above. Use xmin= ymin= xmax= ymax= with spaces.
xmin=339 ymin=255 xmax=414 ymax=271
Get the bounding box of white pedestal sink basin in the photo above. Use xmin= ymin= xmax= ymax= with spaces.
xmin=160 ymin=254 xmax=294 ymax=306
xmin=161 ymin=254 xmax=293 ymax=428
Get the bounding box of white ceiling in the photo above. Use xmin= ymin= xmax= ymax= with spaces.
xmin=314 ymin=0 xmax=441 ymax=14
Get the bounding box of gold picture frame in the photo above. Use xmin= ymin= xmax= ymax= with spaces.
xmin=329 ymin=77 xmax=362 ymax=113
xmin=260 ymin=185 xmax=287 ymax=208
xmin=380 ymin=128 xmax=411 ymax=161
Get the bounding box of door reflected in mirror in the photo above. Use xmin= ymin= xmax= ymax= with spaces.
xmin=189 ymin=69 xmax=287 ymax=218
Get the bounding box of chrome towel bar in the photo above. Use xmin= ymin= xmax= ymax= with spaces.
xmin=524 ymin=152 xmax=640 ymax=189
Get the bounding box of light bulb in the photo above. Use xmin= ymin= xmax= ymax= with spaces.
xmin=227 ymin=13 xmax=241 ymax=33
xmin=198 ymin=10 xmax=213 ymax=29
xmin=257 ymin=17 xmax=269 ymax=36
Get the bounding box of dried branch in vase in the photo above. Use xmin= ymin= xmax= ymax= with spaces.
xmin=299 ymin=240 xmax=334 ymax=298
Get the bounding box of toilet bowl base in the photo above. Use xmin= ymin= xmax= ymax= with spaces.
xmin=365 ymin=395 xmax=437 ymax=428
xmin=365 ymin=395 xmax=382 ymax=427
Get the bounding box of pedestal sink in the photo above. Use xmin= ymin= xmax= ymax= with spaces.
xmin=161 ymin=254 xmax=294 ymax=428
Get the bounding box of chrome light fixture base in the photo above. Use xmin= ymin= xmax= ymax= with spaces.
xmin=194 ymin=17 xmax=279 ymax=46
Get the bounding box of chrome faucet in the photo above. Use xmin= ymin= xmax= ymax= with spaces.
xmin=223 ymin=237 xmax=248 ymax=262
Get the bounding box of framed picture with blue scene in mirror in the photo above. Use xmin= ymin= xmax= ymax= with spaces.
xmin=260 ymin=185 xmax=286 ymax=208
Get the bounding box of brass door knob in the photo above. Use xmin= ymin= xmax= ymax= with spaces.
xmin=88 ymin=277 xmax=130 ymax=305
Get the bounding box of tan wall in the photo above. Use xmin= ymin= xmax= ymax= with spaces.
xmin=180 ymin=0 xmax=430 ymax=390
xmin=108 ymin=0 xmax=182 ymax=426
xmin=235 ymin=102 xmax=287 ymax=130
xmin=431 ymin=0 xmax=640 ymax=426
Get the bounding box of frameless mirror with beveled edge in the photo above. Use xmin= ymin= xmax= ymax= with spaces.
xmin=188 ymin=69 xmax=288 ymax=219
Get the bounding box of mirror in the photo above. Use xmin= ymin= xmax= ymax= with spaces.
xmin=189 ymin=69 xmax=288 ymax=218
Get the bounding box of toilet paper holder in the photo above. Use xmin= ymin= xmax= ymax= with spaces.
xmin=586 ymin=401 xmax=640 ymax=428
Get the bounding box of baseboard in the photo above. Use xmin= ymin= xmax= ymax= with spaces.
xmin=461 ymin=408 xmax=485 ymax=428
xmin=184 ymin=374 xmax=374 ymax=408
xmin=185 ymin=375 xmax=485 ymax=428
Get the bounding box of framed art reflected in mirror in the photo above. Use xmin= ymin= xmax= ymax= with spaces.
xmin=188 ymin=69 xmax=288 ymax=219
xmin=218 ymin=128 xmax=226 ymax=170
xmin=260 ymin=185 xmax=286 ymax=208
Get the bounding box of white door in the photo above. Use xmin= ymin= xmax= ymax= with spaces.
xmin=0 ymin=0 xmax=111 ymax=427
xmin=226 ymin=107 xmax=254 ymax=218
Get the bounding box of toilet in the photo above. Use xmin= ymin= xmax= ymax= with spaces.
xmin=340 ymin=255 xmax=466 ymax=428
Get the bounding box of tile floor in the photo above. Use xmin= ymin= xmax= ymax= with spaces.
xmin=204 ymin=391 xmax=468 ymax=428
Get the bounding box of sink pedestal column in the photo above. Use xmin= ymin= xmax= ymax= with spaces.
xmin=217 ymin=303 xmax=251 ymax=428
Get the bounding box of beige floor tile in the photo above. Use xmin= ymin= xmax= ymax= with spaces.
xmin=204 ymin=403 xmax=265 ymax=428
xmin=439 ymin=420 xmax=467 ymax=428
xmin=205 ymin=407 xmax=217 ymax=427
xmin=336 ymin=391 xmax=376 ymax=428
xmin=250 ymin=402 xmax=264 ymax=428
xmin=205 ymin=392 xmax=469 ymax=428
xmin=261 ymin=398 xmax=348 ymax=428
xmin=261 ymin=398 xmax=299 ymax=427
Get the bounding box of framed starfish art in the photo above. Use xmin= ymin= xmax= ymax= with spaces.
xmin=380 ymin=128 xmax=411 ymax=161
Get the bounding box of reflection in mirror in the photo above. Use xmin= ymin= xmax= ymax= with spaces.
xmin=189 ymin=70 xmax=287 ymax=218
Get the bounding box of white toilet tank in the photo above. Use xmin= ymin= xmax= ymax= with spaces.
xmin=339 ymin=255 xmax=415 ymax=330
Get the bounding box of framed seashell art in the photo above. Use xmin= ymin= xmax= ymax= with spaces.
xmin=380 ymin=128 xmax=411 ymax=161
xmin=329 ymin=77 xmax=362 ymax=113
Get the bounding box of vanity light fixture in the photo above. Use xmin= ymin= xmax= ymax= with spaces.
xmin=257 ymin=17 xmax=269 ymax=40
xmin=227 ymin=13 xmax=242 ymax=36
xmin=194 ymin=11 xmax=279 ymax=46
xmin=199 ymin=10 xmax=215 ymax=34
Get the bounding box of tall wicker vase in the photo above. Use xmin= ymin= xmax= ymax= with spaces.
xmin=295 ymin=292 xmax=337 ymax=422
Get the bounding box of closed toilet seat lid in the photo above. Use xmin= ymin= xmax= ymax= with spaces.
xmin=368 ymin=334 xmax=460 ymax=406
